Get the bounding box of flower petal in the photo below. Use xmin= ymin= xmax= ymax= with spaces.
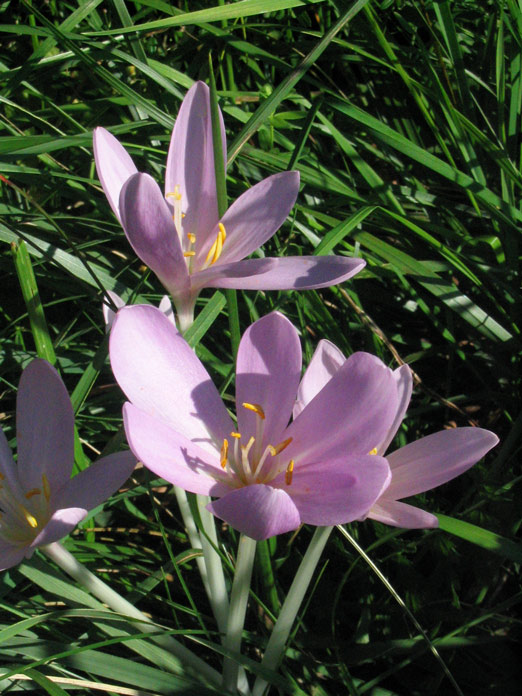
xmin=272 ymin=455 xmax=391 ymax=526
xmin=193 ymin=256 xmax=365 ymax=292
xmin=102 ymin=289 xmax=126 ymax=330
xmin=385 ymin=427 xmax=499 ymax=500
xmin=52 ymin=450 xmax=136 ymax=513
xmin=110 ymin=305 xmax=234 ymax=446
xmin=123 ymin=403 xmax=230 ymax=496
xmin=93 ymin=127 xmax=138 ymax=222
xmin=196 ymin=171 xmax=300 ymax=267
xmin=293 ymin=339 xmax=345 ymax=418
xmin=285 ymin=352 xmax=399 ymax=464
xmin=165 ymin=81 xmax=224 ymax=244
xmin=16 ymin=359 xmax=74 ymax=493
xmin=119 ymin=172 xmax=189 ymax=296
xmin=236 ymin=313 xmax=301 ymax=449
xmin=158 ymin=295 xmax=176 ymax=324
xmin=207 ymin=485 xmax=301 ymax=540
xmin=376 ymin=364 xmax=413 ymax=455
xmin=31 ymin=451 xmax=136 ymax=548
xmin=368 ymin=500 xmax=439 ymax=529
xmin=30 ymin=507 xmax=87 ymax=548
xmin=0 ymin=543 xmax=27 ymax=572
xmin=0 ymin=426 xmax=23 ymax=498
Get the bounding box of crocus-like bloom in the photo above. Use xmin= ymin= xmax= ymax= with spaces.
xmin=109 ymin=306 xmax=401 ymax=540
xmin=0 ymin=360 xmax=136 ymax=571
xmin=94 ymin=82 xmax=365 ymax=330
xmin=294 ymin=340 xmax=499 ymax=528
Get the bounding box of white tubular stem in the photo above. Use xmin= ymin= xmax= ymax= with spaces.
xmin=252 ymin=526 xmax=332 ymax=696
xmin=173 ymin=486 xmax=211 ymax=596
xmin=222 ymin=535 xmax=257 ymax=693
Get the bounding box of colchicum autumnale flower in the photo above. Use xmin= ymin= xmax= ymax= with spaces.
xmin=294 ymin=340 xmax=499 ymax=528
xmin=94 ymin=82 xmax=365 ymax=330
xmin=0 ymin=360 xmax=136 ymax=571
xmin=109 ymin=306 xmax=400 ymax=541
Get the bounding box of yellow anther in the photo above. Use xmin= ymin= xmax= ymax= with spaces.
xmin=231 ymin=432 xmax=241 ymax=439
xmin=285 ymin=460 xmax=295 ymax=486
xmin=25 ymin=488 xmax=41 ymax=500
xmin=183 ymin=251 xmax=195 ymax=257
xmin=369 ymin=447 xmax=378 ymax=455
xmin=204 ymin=223 xmax=227 ymax=267
xmin=187 ymin=233 xmax=196 ymax=244
xmin=268 ymin=437 xmax=293 ymax=456
xmin=166 ymin=185 xmax=182 ymax=201
xmin=242 ymin=403 xmax=265 ymax=419
xmin=42 ymin=473 xmax=50 ymax=501
xmin=23 ymin=509 xmax=38 ymax=529
xmin=220 ymin=439 xmax=229 ymax=469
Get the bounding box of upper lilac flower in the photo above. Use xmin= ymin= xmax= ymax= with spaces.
xmin=109 ymin=306 xmax=400 ymax=540
xmin=94 ymin=82 xmax=365 ymax=330
xmin=0 ymin=360 xmax=136 ymax=571
xmin=295 ymin=340 xmax=499 ymax=528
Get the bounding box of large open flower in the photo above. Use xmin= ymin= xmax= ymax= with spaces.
xmin=0 ymin=360 xmax=136 ymax=571
xmin=295 ymin=340 xmax=499 ymax=528
xmin=94 ymin=82 xmax=365 ymax=330
xmin=109 ymin=306 xmax=399 ymax=540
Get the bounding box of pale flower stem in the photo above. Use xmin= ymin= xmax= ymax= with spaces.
xmin=222 ymin=534 xmax=257 ymax=693
xmin=175 ymin=298 xmax=195 ymax=334
xmin=197 ymin=494 xmax=230 ymax=634
xmin=41 ymin=541 xmax=221 ymax=687
xmin=173 ymin=486 xmax=211 ymax=597
xmin=197 ymin=498 xmax=252 ymax=696
xmin=252 ymin=526 xmax=332 ymax=696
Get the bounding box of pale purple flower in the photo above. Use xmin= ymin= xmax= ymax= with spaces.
xmin=109 ymin=306 xmax=400 ymax=540
xmin=94 ymin=82 xmax=365 ymax=330
xmin=295 ymin=340 xmax=499 ymax=528
xmin=0 ymin=360 xmax=136 ymax=571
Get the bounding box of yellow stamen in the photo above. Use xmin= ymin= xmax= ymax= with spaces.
xmin=25 ymin=488 xmax=41 ymax=500
xmin=220 ymin=439 xmax=229 ymax=469
xmin=285 ymin=460 xmax=295 ymax=486
xmin=369 ymin=447 xmax=378 ymax=455
xmin=204 ymin=223 xmax=227 ymax=267
xmin=242 ymin=403 xmax=265 ymax=419
xmin=187 ymin=233 xmax=196 ymax=244
xmin=166 ymin=185 xmax=182 ymax=201
xmin=42 ymin=473 xmax=51 ymax=502
xmin=231 ymin=432 xmax=241 ymax=439
xmin=183 ymin=251 xmax=195 ymax=257
xmin=268 ymin=437 xmax=293 ymax=456
xmin=23 ymin=509 xmax=38 ymax=529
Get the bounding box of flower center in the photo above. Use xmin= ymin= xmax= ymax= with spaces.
xmin=0 ymin=472 xmax=51 ymax=546
xmin=166 ymin=187 xmax=226 ymax=271
xmin=218 ymin=403 xmax=294 ymax=488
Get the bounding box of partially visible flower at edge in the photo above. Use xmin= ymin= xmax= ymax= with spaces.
xmin=109 ymin=305 xmax=401 ymax=541
xmin=102 ymin=290 xmax=174 ymax=331
xmin=94 ymin=82 xmax=365 ymax=331
xmin=0 ymin=359 xmax=136 ymax=571
xmin=294 ymin=339 xmax=499 ymax=528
